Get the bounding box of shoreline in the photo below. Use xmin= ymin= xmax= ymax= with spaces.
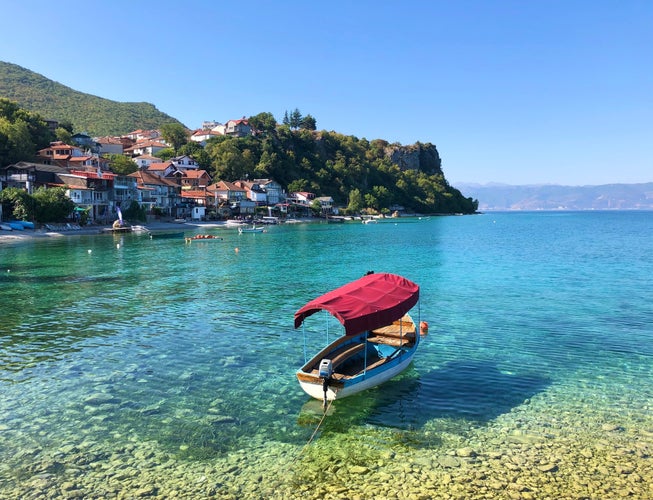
xmin=0 ymin=220 xmax=230 ymax=244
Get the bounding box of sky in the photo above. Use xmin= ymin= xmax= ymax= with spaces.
xmin=1 ymin=0 xmax=651 ymax=186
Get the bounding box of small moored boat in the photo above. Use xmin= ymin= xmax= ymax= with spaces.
xmin=11 ymin=220 xmax=35 ymax=229
xmin=295 ymin=272 xmax=424 ymax=405
xmin=238 ymin=225 xmax=265 ymax=234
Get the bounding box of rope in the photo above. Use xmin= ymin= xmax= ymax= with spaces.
xmin=292 ymin=393 xmax=337 ymax=465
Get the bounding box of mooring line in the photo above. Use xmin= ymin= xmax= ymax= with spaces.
xmin=292 ymin=396 xmax=336 ymax=465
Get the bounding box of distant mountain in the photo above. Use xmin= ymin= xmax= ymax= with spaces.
xmin=455 ymin=182 xmax=653 ymax=211
xmin=0 ymin=61 xmax=184 ymax=136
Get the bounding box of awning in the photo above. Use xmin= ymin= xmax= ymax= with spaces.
xmin=294 ymin=273 xmax=419 ymax=336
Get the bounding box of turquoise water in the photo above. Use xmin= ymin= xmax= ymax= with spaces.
xmin=1 ymin=212 xmax=652 ymax=498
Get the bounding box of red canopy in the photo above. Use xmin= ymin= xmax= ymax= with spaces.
xmin=294 ymin=273 xmax=419 ymax=336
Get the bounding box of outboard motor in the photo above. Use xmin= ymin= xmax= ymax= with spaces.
xmin=318 ymin=359 xmax=333 ymax=379
xmin=319 ymin=359 xmax=333 ymax=409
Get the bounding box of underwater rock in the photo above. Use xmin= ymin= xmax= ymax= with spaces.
xmin=456 ymin=447 xmax=476 ymax=457
xmin=438 ymin=456 xmax=460 ymax=468
xmin=538 ymin=462 xmax=558 ymax=472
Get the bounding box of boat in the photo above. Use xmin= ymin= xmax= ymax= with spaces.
xmin=149 ymin=231 xmax=185 ymax=239
xmin=225 ymin=219 xmax=247 ymax=227
xmin=294 ymin=272 xmax=424 ymax=405
xmin=104 ymin=226 xmax=133 ymax=234
xmin=0 ymin=223 xmax=13 ymax=231
xmin=260 ymin=216 xmax=279 ymax=225
xmin=185 ymin=234 xmax=223 ymax=242
xmin=7 ymin=222 xmax=25 ymax=230
xmin=238 ymin=225 xmax=265 ymax=234
xmin=131 ymin=225 xmax=150 ymax=234
xmin=11 ymin=220 xmax=35 ymax=229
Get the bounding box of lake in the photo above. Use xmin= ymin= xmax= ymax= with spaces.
xmin=1 ymin=212 xmax=652 ymax=498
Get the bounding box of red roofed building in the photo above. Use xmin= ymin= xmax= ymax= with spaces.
xmin=225 ymin=117 xmax=252 ymax=137
xmin=181 ymin=169 xmax=211 ymax=191
xmin=129 ymin=169 xmax=181 ymax=217
xmin=124 ymin=139 xmax=168 ymax=157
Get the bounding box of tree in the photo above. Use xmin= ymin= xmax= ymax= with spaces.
xmin=290 ymin=108 xmax=302 ymax=129
xmin=58 ymin=120 xmax=74 ymax=133
xmin=55 ymin=126 xmax=73 ymax=144
xmin=156 ymin=148 xmax=176 ymax=161
xmin=287 ymin=179 xmax=309 ymax=193
xmin=249 ymin=112 xmax=277 ymax=134
xmin=0 ymin=98 xmax=53 ymax=167
xmin=160 ymin=123 xmax=188 ymax=152
xmin=347 ymin=188 xmax=363 ymax=213
xmin=310 ymin=198 xmax=323 ymax=216
xmin=109 ymin=154 xmax=138 ymax=175
xmin=300 ymin=114 xmax=317 ymax=131
xmin=0 ymin=187 xmax=33 ymax=221
xmin=0 ymin=117 xmax=35 ymax=167
xmin=32 ymin=187 xmax=75 ymax=223
xmin=364 ymin=193 xmax=378 ymax=211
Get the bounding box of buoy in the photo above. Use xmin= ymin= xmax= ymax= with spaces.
xmin=116 ymin=243 xmax=120 ymax=249
xmin=234 ymin=247 xmax=239 ymax=253
xmin=88 ymin=249 xmax=92 ymax=254
xmin=419 ymin=321 xmax=429 ymax=336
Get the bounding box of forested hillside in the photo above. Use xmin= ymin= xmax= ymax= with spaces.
xmin=0 ymin=61 xmax=183 ymax=136
xmin=197 ymin=116 xmax=477 ymax=214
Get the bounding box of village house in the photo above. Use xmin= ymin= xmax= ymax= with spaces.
xmin=181 ymin=169 xmax=211 ymax=191
xmin=129 ymin=169 xmax=181 ymax=218
xmin=124 ymin=139 xmax=168 ymax=157
xmin=124 ymin=129 xmax=161 ymax=141
xmin=37 ymin=141 xmax=84 ymax=164
xmin=225 ymin=118 xmax=252 ymax=137
xmin=206 ymin=180 xmax=255 ymax=217
xmin=133 ymin=154 xmax=162 ymax=170
xmin=147 ymin=161 xmax=183 ymax=180
xmin=57 ymin=169 xmax=130 ymax=224
xmin=171 ymin=155 xmax=199 ymax=171
xmin=95 ymin=136 xmax=126 ymax=155
xmin=2 ymin=162 xmax=67 ymax=193
xmin=254 ymin=178 xmax=285 ymax=205
xmin=233 ymin=180 xmax=267 ymax=205
xmin=208 ymin=180 xmax=247 ymax=204
xmin=71 ymin=133 xmax=98 ymax=151
xmin=190 ymin=129 xmax=222 ymax=145
xmin=315 ymin=196 xmax=335 ymax=215
xmin=289 ymin=191 xmax=316 ymax=206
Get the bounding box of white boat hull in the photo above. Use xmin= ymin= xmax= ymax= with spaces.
xmin=297 ymin=351 xmax=416 ymax=401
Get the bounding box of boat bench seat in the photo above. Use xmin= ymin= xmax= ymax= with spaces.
xmin=367 ymin=335 xmax=414 ymax=347
xmin=330 ymin=343 xmax=365 ymax=369
xmin=371 ymin=323 xmax=416 ymax=339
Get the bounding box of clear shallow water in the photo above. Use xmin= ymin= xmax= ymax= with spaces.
xmin=1 ymin=212 xmax=652 ymax=498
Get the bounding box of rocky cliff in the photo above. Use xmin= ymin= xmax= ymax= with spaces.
xmin=385 ymin=142 xmax=442 ymax=174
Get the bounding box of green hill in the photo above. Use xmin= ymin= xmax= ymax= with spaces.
xmin=0 ymin=61 xmax=184 ymax=136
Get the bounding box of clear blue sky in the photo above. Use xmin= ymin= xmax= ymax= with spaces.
xmin=1 ymin=0 xmax=651 ymax=186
